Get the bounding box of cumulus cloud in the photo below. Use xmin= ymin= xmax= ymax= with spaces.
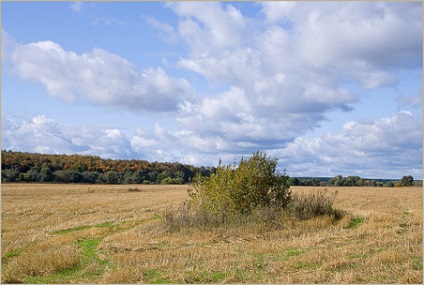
xmin=278 ymin=111 xmax=422 ymax=178
xmin=4 ymin=38 xmax=193 ymax=112
xmin=168 ymin=2 xmax=246 ymax=55
xmin=3 ymin=114 xmax=81 ymax=155
xmin=2 ymin=114 xmax=135 ymax=159
xmin=166 ymin=1 xmax=421 ymax=154
xmin=3 ymin=110 xmax=421 ymax=179
xmin=2 ymin=2 xmax=422 ymax=178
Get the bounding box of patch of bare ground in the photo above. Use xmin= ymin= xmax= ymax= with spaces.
xmin=1 ymin=184 xmax=422 ymax=283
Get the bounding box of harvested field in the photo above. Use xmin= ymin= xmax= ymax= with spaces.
xmin=1 ymin=184 xmax=422 ymax=283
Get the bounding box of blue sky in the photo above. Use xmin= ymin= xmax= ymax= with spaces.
xmin=2 ymin=1 xmax=422 ymax=179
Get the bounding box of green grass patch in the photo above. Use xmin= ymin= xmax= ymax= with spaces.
xmin=25 ymin=266 xmax=81 ymax=284
xmin=284 ymin=248 xmax=304 ymax=259
xmin=142 ymin=269 xmax=174 ymax=284
xmin=234 ymin=269 xmax=245 ymax=282
xmin=25 ymin=237 xmax=114 ymax=283
xmin=292 ymin=261 xmax=321 ymax=270
xmin=52 ymin=222 xmax=114 ymax=235
xmin=4 ymin=250 xmax=20 ymax=259
xmin=250 ymin=248 xmax=305 ymax=266
xmin=412 ymin=259 xmax=423 ymax=271
xmin=77 ymin=237 xmax=113 ymax=279
xmin=348 ymin=253 xmax=368 ymax=259
xmin=78 ymin=238 xmax=102 ymax=263
xmin=346 ymin=216 xmax=365 ymax=229
xmin=53 ymin=225 xmax=92 ymax=235
xmin=96 ymin=221 xmax=114 ymax=228
xmin=211 ymin=271 xmax=227 ymax=282
xmin=254 ymin=254 xmax=267 ymax=270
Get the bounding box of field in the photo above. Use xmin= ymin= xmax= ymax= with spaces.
xmin=1 ymin=184 xmax=422 ymax=283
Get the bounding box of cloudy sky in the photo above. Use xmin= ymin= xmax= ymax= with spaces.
xmin=2 ymin=1 xmax=422 ymax=179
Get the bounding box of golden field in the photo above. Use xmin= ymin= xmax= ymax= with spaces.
xmin=1 ymin=184 xmax=422 ymax=283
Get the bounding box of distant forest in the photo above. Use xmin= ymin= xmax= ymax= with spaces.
xmin=1 ymin=150 xmax=419 ymax=187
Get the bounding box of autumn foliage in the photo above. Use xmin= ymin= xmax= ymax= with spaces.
xmin=1 ymin=150 xmax=215 ymax=184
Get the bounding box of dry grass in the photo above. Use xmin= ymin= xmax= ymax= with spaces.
xmin=1 ymin=184 xmax=422 ymax=283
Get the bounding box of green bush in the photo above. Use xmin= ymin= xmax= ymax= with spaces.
xmin=165 ymin=151 xmax=344 ymax=229
xmin=161 ymin=177 xmax=184 ymax=185
xmin=181 ymin=151 xmax=291 ymax=224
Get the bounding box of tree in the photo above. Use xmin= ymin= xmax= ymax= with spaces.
xmin=54 ymin=170 xmax=83 ymax=183
xmin=39 ymin=166 xmax=54 ymax=182
xmin=100 ymin=171 xmax=121 ymax=184
xmin=132 ymin=170 xmax=148 ymax=184
xmin=401 ymin=175 xmax=414 ymax=187
xmin=1 ymin=169 xmax=19 ymax=182
xmin=333 ymin=175 xmax=344 ymax=186
xmin=82 ymin=171 xmax=100 ymax=184
xmin=345 ymin=176 xmax=360 ymax=186
xmin=189 ymin=151 xmax=291 ymax=219
xmin=290 ymin=177 xmax=301 ymax=186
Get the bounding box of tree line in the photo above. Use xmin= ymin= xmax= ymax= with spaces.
xmin=289 ymin=175 xmax=419 ymax=187
xmin=1 ymin=150 xmax=419 ymax=187
xmin=1 ymin=150 xmax=215 ymax=184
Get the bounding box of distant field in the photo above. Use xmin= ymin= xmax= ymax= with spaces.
xmin=1 ymin=184 xmax=422 ymax=283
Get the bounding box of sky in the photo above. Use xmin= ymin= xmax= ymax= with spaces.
xmin=1 ymin=1 xmax=422 ymax=179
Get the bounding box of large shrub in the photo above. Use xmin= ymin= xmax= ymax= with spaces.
xmin=165 ymin=151 xmax=343 ymax=229
xmin=184 ymin=151 xmax=291 ymax=224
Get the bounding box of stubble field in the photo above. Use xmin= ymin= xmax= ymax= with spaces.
xmin=1 ymin=184 xmax=422 ymax=283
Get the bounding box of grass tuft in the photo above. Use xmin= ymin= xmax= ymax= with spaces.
xmin=346 ymin=216 xmax=366 ymax=229
xmin=288 ymin=190 xmax=343 ymax=220
xmin=2 ymin=244 xmax=80 ymax=283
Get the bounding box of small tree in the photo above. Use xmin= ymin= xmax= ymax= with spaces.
xmin=401 ymin=175 xmax=414 ymax=187
xmin=187 ymin=151 xmax=291 ymax=222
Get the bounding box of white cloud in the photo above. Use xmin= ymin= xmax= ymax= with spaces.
xmin=165 ymin=1 xmax=421 ymax=155
xmin=146 ymin=17 xmax=177 ymax=44
xmin=70 ymin=2 xmax=83 ymax=13
xmin=3 ymin=114 xmax=75 ymax=155
xmin=260 ymin=1 xmax=296 ymax=23
xmin=3 ymin=110 xmax=420 ymax=179
xmin=278 ymin=111 xmax=422 ymax=178
xmin=168 ymin=2 xmax=246 ymax=54
xmin=2 ymin=114 xmax=135 ymax=159
xmin=91 ymin=16 xmax=123 ymax=27
xmin=2 ymin=2 xmax=422 ymax=179
xmin=396 ymin=91 xmax=422 ymax=109
xmin=1 ymin=30 xmax=17 ymax=60
xmin=5 ymin=39 xmax=193 ymax=111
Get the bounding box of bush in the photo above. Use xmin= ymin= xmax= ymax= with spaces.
xmin=289 ymin=190 xmax=343 ymax=220
xmin=161 ymin=177 xmax=184 ymax=185
xmin=166 ymin=151 xmax=291 ymax=227
xmin=127 ymin=187 xmax=141 ymax=192
xmin=191 ymin=151 xmax=290 ymax=211
xmin=164 ymin=151 xmax=344 ymax=230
